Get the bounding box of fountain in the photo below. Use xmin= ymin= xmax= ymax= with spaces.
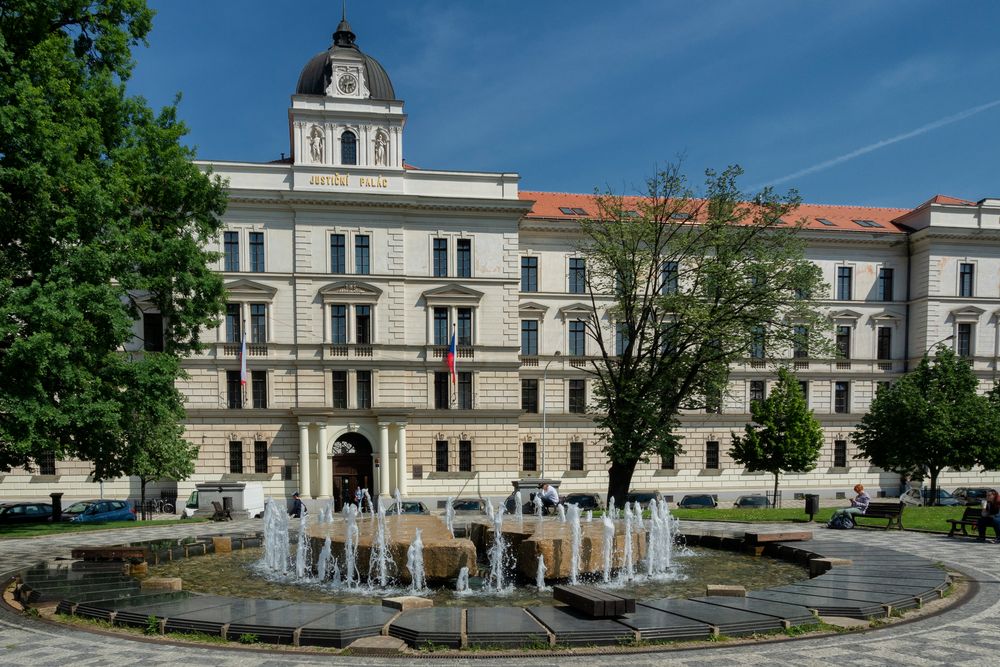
xmin=514 ymin=491 xmax=523 ymax=522
xmin=601 ymin=514 xmax=614 ymax=583
xmin=294 ymin=513 xmax=310 ymax=579
xmin=485 ymin=503 xmax=510 ymax=592
xmin=445 ymin=495 xmax=455 ymax=537
xmin=568 ymin=503 xmax=581 ymax=584
xmin=316 ymin=536 xmax=333 ymax=581
xmin=406 ymin=528 xmax=426 ymax=592
xmin=455 ymin=566 xmax=470 ymax=594
xmin=368 ymin=499 xmax=392 ymax=587
xmin=261 ymin=499 xmax=290 ymax=574
xmin=556 ymin=504 xmax=566 ymax=522
xmin=394 ymin=488 xmax=402 ymax=515
xmin=536 ymin=555 xmax=548 ymax=590
xmin=344 ymin=503 xmax=359 ymax=587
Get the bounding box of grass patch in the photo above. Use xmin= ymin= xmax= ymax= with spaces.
xmin=0 ymin=518 xmax=206 ymax=539
xmin=670 ymin=505 xmax=968 ymax=532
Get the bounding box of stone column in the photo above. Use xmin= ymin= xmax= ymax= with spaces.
xmin=377 ymin=422 xmax=390 ymax=498
xmin=318 ymin=422 xmax=331 ymax=499
xmin=395 ymin=423 xmax=408 ymax=497
xmin=297 ymin=422 xmax=311 ymax=498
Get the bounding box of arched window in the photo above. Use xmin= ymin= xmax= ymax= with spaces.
xmin=341 ymin=130 xmax=357 ymax=165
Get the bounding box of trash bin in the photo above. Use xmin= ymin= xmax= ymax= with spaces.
xmin=50 ymin=492 xmax=63 ymax=522
xmin=805 ymin=494 xmax=820 ymax=520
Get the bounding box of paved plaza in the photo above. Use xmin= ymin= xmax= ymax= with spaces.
xmin=1 ymin=520 xmax=998 ymax=665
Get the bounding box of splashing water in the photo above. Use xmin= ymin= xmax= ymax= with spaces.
xmin=620 ymin=502 xmax=635 ymax=583
xmin=586 ymin=510 xmax=593 ymax=523
xmin=557 ymin=504 xmax=566 ymax=523
xmin=394 ymin=488 xmax=402 ymax=515
xmin=601 ymin=513 xmax=615 ymax=583
xmin=514 ymin=491 xmax=523 ymax=522
xmin=568 ymin=503 xmax=582 ymax=584
xmin=445 ymin=495 xmax=455 ymax=537
xmin=344 ymin=503 xmax=359 ymax=587
xmin=536 ymin=555 xmax=548 ymax=590
xmin=485 ymin=497 xmax=495 ymax=521
xmin=294 ymin=513 xmax=311 ymax=579
xmin=534 ymin=494 xmax=543 ymax=521
xmin=406 ymin=527 xmax=426 ymax=592
xmin=261 ymin=499 xmax=290 ymax=574
xmin=456 ymin=566 xmax=470 ymax=594
xmin=361 ymin=488 xmax=373 ymax=515
xmin=607 ymin=496 xmax=616 ymax=520
xmin=486 ymin=503 xmax=510 ymax=592
xmin=316 ymin=536 xmax=332 ymax=582
xmin=368 ymin=499 xmax=392 ymax=588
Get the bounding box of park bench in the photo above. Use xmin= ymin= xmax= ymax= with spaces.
xmin=553 ymin=584 xmax=635 ymax=618
xmin=947 ymin=506 xmax=998 ymax=539
xmin=853 ymin=501 xmax=904 ymax=530
xmin=210 ymin=500 xmax=232 ymax=521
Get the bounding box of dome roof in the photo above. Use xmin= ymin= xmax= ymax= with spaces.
xmin=295 ymin=18 xmax=396 ymax=100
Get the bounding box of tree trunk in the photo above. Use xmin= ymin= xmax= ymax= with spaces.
xmin=773 ymin=472 xmax=780 ymax=509
xmin=140 ymin=478 xmax=147 ymax=520
xmin=607 ymin=458 xmax=639 ymax=511
xmin=928 ymin=468 xmax=939 ymax=507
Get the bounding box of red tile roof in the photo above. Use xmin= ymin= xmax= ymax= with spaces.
xmin=519 ymin=191 xmax=912 ymax=233
xmin=917 ymin=194 xmax=975 ymax=207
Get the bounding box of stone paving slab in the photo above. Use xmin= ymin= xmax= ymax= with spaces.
xmin=639 ymin=597 xmax=785 ymax=635
xmin=387 ymin=607 xmax=463 ymax=649
xmin=687 ymin=595 xmax=816 ymax=624
xmin=466 ymin=607 xmax=549 ymax=648
xmin=613 ymin=604 xmax=712 ymax=641
xmin=526 ymin=606 xmax=636 ymax=645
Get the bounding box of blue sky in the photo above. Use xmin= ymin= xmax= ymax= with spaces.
xmin=129 ymin=1 xmax=1000 ymax=208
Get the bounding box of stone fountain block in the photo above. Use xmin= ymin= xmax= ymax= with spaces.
xmin=510 ymin=520 xmax=647 ymax=581
xmin=706 ymin=584 xmax=745 ymax=597
xmin=212 ymin=537 xmax=232 ymax=553
xmin=141 ymin=577 xmax=183 ymax=592
xmin=382 ymin=596 xmax=433 ymax=611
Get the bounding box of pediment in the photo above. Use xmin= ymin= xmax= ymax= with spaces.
xmin=830 ymin=309 xmax=862 ymax=321
xmin=557 ymin=302 xmax=594 ymax=319
xmin=519 ymin=301 xmax=550 ymax=314
xmin=870 ymin=312 xmax=902 ymax=325
xmin=422 ymin=283 xmax=484 ymax=305
xmin=318 ymin=281 xmax=383 ymax=303
xmin=950 ymin=306 xmax=985 ymax=322
xmin=225 ymin=279 xmax=278 ymax=300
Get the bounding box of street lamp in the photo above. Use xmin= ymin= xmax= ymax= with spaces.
xmin=927 ymin=334 xmax=954 ymax=355
xmin=540 ymin=351 xmax=561 ymax=478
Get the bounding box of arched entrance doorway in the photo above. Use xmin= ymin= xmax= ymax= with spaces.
xmin=330 ymin=432 xmax=374 ymax=510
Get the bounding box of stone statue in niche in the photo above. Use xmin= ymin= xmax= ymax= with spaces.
xmin=308 ymin=125 xmax=325 ymax=163
xmin=374 ymin=131 xmax=388 ymax=166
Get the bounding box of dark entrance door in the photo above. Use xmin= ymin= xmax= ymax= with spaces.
xmin=329 ymin=432 xmax=374 ymax=510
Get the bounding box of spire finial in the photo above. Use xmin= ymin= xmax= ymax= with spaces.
xmin=332 ymin=1 xmax=356 ymax=48
xmin=342 ymin=0 xmax=346 ymax=21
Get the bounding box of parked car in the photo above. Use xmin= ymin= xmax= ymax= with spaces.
xmin=677 ymin=494 xmax=718 ymax=509
xmin=626 ymin=490 xmax=662 ymax=509
xmin=900 ymin=488 xmax=962 ymax=507
xmin=952 ymin=487 xmax=992 ymax=505
xmin=0 ymin=502 xmax=53 ymax=524
xmin=386 ymin=501 xmax=429 ymax=515
xmin=734 ymin=495 xmax=770 ymax=509
xmin=451 ymin=498 xmax=487 ymax=515
xmin=61 ymin=499 xmax=136 ymax=523
xmin=561 ymin=492 xmax=602 ymax=511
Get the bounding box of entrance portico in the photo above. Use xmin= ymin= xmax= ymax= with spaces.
xmin=298 ymin=418 xmax=408 ymax=500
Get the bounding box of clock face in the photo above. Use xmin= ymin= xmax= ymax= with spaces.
xmin=338 ymin=74 xmax=357 ymax=94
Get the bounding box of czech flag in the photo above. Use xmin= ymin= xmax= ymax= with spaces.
xmin=446 ymin=329 xmax=457 ymax=383
xmin=239 ymin=331 xmax=248 ymax=386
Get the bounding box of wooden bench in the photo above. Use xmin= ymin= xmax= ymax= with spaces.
xmin=947 ymin=506 xmax=998 ymax=538
xmin=211 ymin=500 xmax=232 ymax=521
xmin=553 ymin=584 xmax=636 ymax=618
xmin=853 ymin=501 xmax=904 ymax=530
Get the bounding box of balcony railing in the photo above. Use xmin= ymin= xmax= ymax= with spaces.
xmin=327 ymin=344 xmax=373 ymax=358
xmin=432 ymin=346 xmax=474 ymax=359
xmin=223 ymin=343 xmax=268 ymax=357
xmin=520 ymin=356 xmax=539 ymax=367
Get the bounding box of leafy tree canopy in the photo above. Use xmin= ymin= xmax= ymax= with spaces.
xmin=578 ymin=164 xmax=829 ymax=504
xmin=853 ymin=346 xmax=1000 ymax=504
xmin=729 ymin=367 xmax=823 ymax=504
xmin=0 ymin=1 xmax=226 ymax=477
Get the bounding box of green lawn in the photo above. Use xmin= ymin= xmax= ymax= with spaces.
xmin=0 ymin=517 xmax=206 ymax=539
xmin=670 ymin=505 xmax=968 ymax=533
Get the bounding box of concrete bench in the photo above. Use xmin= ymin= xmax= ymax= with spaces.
xmin=553 ymin=584 xmax=635 ymax=618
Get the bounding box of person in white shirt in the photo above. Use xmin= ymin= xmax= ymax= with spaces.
xmin=539 ymin=483 xmax=560 ymax=509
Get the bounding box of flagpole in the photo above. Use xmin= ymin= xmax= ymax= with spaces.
xmin=451 ymin=323 xmax=457 ymax=409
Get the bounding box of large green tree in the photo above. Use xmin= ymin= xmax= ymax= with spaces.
xmin=853 ymin=346 xmax=1000 ymax=504
xmin=578 ymin=164 xmax=828 ymax=505
xmin=729 ymin=368 xmax=823 ymax=505
xmin=0 ymin=1 xmax=226 ymax=478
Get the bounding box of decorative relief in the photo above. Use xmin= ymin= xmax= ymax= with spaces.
xmin=374 ymin=131 xmax=388 ymax=166
xmin=331 ymin=440 xmax=356 ymax=455
xmin=348 ymin=422 xmax=360 ymax=433
xmin=308 ymin=125 xmax=325 ymax=163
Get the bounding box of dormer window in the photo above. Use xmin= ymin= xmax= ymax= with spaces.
xmin=341 ymin=130 xmax=357 ymax=165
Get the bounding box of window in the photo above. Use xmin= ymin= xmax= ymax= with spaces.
xmin=456 ymin=239 xmax=471 ymax=278
xmin=224 ymin=231 xmax=239 ymax=271
xmin=793 ymin=325 xmax=808 ymax=358
xmin=356 ymin=370 xmax=372 ymax=409
xmin=331 ymin=234 xmax=346 ymax=273
xmin=568 ymin=379 xmax=586 ymax=414
xmin=433 ymin=308 xmax=448 ymax=346
xmin=521 ymin=257 xmax=538 ymax=292
xmin=457 ymin=372 xmax=473 ymax=409
xmin=332 ymin=371 xmax=348 ymax=408
xmin=750 ymin=327 xmax=765 ymax=359
xmin=457 ymin=308 xmax=472 ymax=346
xmin=660 ymin=453 xmax=675 ymax=470
xmin=749 ymin=380 xmax=765 ymax=405
xmin=570 ymin=441 xmax=584 ymax=471
xmin=836 ymin=325 xmax=851 ymax=359
xmin=705 ymin=441 xmax=720 ymax=470
xmin=341 ymin=130 xmax=357 ymax=165
xmin=249 ymin=232 xmax=265 ymax=272
xmin=521 ymin=379 xmax=539 ymax=413
xmin=226 ymin=370 xmax=242 ymax=409
xmin=36 ymin=452 xmax=56 ymax=476
xmin=876 ymin=327 xmax=892 ymax=360
xmin=568 ymin=320 xmax=586 ymax=356
xmin=877 ymin=268 xmax=893 ymax=302
xmin=836 ymin=266 xmax=852 ymax=300
xmin=331 ymin=305 xmax=347 ymax=344
xmin=254 ymin=441 xmax=268 ymax=474
xmin=355 ymin=235 xmax=370 ymax=275
xmin=143 ymin=312 xmax=164 ymax=352
xmin=459 ymin=440 xmax=472 ymax=472
xmin=225 ymin=303 xmax=241 ymax=343
xmin=249 ymin=303 xmax=267 ymax=343
xmin=522 ymin=442 xmax=537 ymax=472
xmin=568 ymin=258 xmax=586 ymax=293
xmin=355 ymin=305 xmax=371 ymax=344
xmin=435 ymin=440 xmax=449 ymax=472
xmin=834 ymin=381 xmax=850 ymax=413
xmin=959 ymin=263 xmax=974 ymax=297
xmin=251 ymin=371 xmax=267 ymax=408
xmin=229 ymin=441 xmax=243 ymax=474
xmin=521 ymin=320 xmax=538 ymax=356
xmin=799 ymin=381 xmax=809 ymax=402
xmin=433 ymin=238 xmax=448 ymax=277
xmin=615 ymin=322 xmax=629 ymax=356
xmin=834 ymin=440 xmax=847 ymax=468
xmin=434 ymin=372 xmax=450 ymax=409
xmin=957 ymin=323 xmax=972 ymax=358
xmin=661 ymin=261 xmax=679 ymax=295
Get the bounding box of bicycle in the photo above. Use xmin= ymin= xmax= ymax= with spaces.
xmin=148 ymin=498 xmax=175 ymax=515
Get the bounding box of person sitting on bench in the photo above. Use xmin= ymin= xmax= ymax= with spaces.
xmin=539 ymin=483 xmax=560 ymax=510
xmin=829 ymin=484 xmax=869 ymax=525
xmin=976 ymin=489 xmax=1000 ymax=542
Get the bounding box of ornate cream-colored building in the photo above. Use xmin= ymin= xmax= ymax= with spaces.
xmin=5 ymin=18 xmax=1000 ymax=505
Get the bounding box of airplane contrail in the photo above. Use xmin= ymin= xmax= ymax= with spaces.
xmin=756 ymin=98 xmax=1000 ymax=188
